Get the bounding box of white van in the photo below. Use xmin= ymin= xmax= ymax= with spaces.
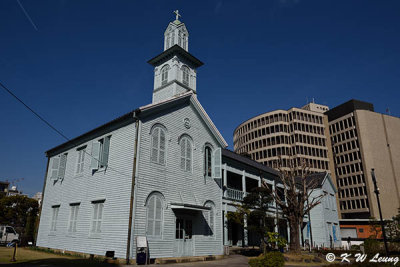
xmin=0 ymin=225 xmax=19 ymax=246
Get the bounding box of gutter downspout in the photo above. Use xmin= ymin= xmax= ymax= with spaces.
xmin=35 ymin=156 xmax=50 ymax=246
xmin=126 ymin=109 xmax=141 ymax=264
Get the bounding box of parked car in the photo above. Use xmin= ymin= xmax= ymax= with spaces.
xmin=0 ymin=225 xmax=19 ymax=246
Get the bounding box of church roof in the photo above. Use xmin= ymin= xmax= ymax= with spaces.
xmin=147 ymin=44 xmax=203 ymax=68
xmin=46 ymin=92 xmax=227 ymax=156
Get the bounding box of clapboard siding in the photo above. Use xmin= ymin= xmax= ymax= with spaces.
xmin=37 ymin=122 xmax=136 ymax=258
xmin=131 ymin=103 xmax=223 ymax=258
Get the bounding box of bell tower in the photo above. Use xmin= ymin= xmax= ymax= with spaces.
xmin=148 ymin=10 xmax=203 ymax=104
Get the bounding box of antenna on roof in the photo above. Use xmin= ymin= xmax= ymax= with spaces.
xmin=386 ymin=107 xmax=391 ymax=116
xmin=312 ymin=98 xmax=315 ymax=104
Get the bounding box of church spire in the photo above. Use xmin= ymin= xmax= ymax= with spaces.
xmin=148 ymin=11 xmax=203 ymax=104
xmin=164 ymin=10 xmax=189 ymax=51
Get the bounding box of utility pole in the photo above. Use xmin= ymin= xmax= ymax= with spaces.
xmin=371 ymin=169 xmax=389 ymax=256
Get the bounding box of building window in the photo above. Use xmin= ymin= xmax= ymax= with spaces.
xmin=180 ymin=136 xmax=192 ymax=172
xmin=50 ymin=205 xmax=60 ymax=232
xmin=182 ymin=66 xmax=189 ymax=86
xmin=161 ymin=65 xmax=169 ymax=85
xmin=76 ymin=146 xmax=86 ymax=174
xmin=91 ymin=201 xmax=104 ymax=235
xmin=204 ymin=146 xmax=212 ymax=177
xmin=150 ymin=126 xmax=166 ymax=165
xmin=50 ymin=153 xmax=68 ymax=180
xmin=68 ymin=203 xmax=80 ymax=233
xmin=146 ymin=193 xmax=163 ymax=238
xmin=91 ymin=136 xmax=111 ymax=171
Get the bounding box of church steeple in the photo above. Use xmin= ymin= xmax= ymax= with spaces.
xmin=164 ymin=10 xmax=189 ymax=51
xmin=148 ymin=11 xmax=203 ymax=104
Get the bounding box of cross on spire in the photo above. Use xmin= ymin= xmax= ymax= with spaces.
xmin=174 ymin=10 xmax=181 ymax=21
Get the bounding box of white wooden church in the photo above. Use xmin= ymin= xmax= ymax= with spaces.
xmin=37 ymin=11 xmax=227 ymax=260
xmin=36 ymin=11 xmax=341 ymax=261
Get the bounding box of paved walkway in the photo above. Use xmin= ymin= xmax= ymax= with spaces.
xmin=157 ymin=255 xmax=249 ymax=267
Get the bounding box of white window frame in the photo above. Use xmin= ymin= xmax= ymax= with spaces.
xmin=150 ymin=126 xmax=166 ymax=165
xmin=50 ymin=205 xmax=60 ymax=233
xmin=146 ymin=194 xmax=164 ymax=238
xmin=90 ymin=201 xmax=104 ymax=237
xmin=68 ymin=203 xmax=80 ymax=234
xmin=50 ymin=153 xmax=68 ymax=181
xmin=180 ymin=136 xmax=192 ymax=172
xmin=76 ymin=146 xmax=86 ymax=175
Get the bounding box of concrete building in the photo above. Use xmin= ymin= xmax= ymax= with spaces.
xmin=326 ymin=99 xmax=400 ymax=220
xmin=233 ymin=103 xmax=337 ymax=181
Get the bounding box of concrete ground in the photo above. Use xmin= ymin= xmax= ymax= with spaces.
xmin=155 ymin=255 xmax=249 ymax=267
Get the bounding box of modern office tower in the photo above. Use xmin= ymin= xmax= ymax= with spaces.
xmin=326 ymin=99 xmax=400 ymax=219
xmin=233 ymin=103 xmax=336 ymax=181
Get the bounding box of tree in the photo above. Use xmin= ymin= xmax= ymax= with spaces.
xmin=386 ymin=208 xmax=400 ymax=241
xmin=263 ymin=157 xmax=324 ymax=253
xmin=227 ymin=186 xmax=274 ymax=253
xmin=0 ymin=195 xmax=39 ymax=245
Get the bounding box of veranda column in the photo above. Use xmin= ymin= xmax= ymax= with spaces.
xmin=223 ymin=164 xmax=227 ymax=198
xmin=242 ymin=171 xmax=248 ymax=246
xmin=223 ymin=203 xmax=228 ymax=246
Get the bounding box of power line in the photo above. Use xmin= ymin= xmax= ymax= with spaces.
xmin=0 ymin=81 xmax=70 ymax=141
xmin=16 ymin=0 xmax=39 ymax=31
xmin=0 ymin=80 xmax=131 ymax=179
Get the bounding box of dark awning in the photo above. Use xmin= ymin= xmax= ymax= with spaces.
xmin=170 ymin=203 xmax=211 ymax=212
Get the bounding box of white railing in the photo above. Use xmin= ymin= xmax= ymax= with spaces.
xmin=226 ymin=188 xmax=245 ymax=201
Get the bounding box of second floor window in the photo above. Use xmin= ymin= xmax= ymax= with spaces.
xmin=180 ymin=136 xmax=192 ymax=172
xmin=50 ymin=153 xmax=68 ymax=180
xmin=204 ymin=146 xmax=212 ymax=177
xmin=76 ymin=147 xmax=86 ymax=174
xmin=151 ymin=126 xmax=166 ymax=165
xmin=161 ymin=65 xmax=169 ymax=85
xmin=91 ymin=136 xmax=111 ymax=171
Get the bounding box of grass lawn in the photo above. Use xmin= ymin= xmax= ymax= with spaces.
xmin=0 ymin=246 xmax=117 ymax=266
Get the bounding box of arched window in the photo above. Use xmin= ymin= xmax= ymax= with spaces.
xmin=146 ymin=193 xmax=164 ymax=237
xmin=182 ymin=66 xmax=189 ymax=86
xmin=151 ymin=126 xmax=166 ymax=165
xmin=180 ymin=136 xmax=192 ymax=172
xmin=204 ymin=201 xmax=215 ymax=236
xmin=204 ymin=146 xmax=212 ymax=177
xmin=161 ymin=65 xmax=169 ymax=85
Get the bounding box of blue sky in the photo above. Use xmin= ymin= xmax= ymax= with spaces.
xmin=1 ymin=0 xmax=399 ymax=196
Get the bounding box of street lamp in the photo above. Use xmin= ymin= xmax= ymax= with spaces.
xmin=371 ymin=169 xmax=389 ymax=256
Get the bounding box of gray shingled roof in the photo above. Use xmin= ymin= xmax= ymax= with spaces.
xmin=222 ymin=149 xmax=280 ymax=177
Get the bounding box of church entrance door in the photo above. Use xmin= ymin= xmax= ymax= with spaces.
xmin=174 ymin=217 xmax=193 ymax=257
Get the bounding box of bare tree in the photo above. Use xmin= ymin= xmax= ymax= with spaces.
xmin=262 ymin=156 xmax=325 ymax=253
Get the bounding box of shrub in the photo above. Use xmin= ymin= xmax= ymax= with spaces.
xmin=249 ymin=251 xmax=284 ymax=267
xmin=364 ymin=238 xmax=382 ymax=254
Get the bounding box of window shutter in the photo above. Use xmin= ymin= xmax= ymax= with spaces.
xmin=80 ymin=150 xmax=85 ymax=173
xmin=151 ymin=129 xmax=159 ymax=163
xmin=155 ymin=198 xmax=162 ymax=236
xmin=180 ymin=140 xmax=186 ymax=170
xmin=58 ymin=154 xmax=67 ymax=179
xmin=147 ymin=196 xmax=155 ymax=236
xmin=102 ymin=136 xmax=110 ymax=167
xmin=212 ymin=148 xmax=222 ymax=178
xmin=50 ymin=157 xmax=60 ymax=180
xmin=91 ymin=141 xmax=100 ymax=171
xmin=209 ymin=208 xmax=214 ymax=235
xmin=159 ymin=130 xmax=165 ymax=164
xmin=186 ymin=140 xmax=191 ymax=172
